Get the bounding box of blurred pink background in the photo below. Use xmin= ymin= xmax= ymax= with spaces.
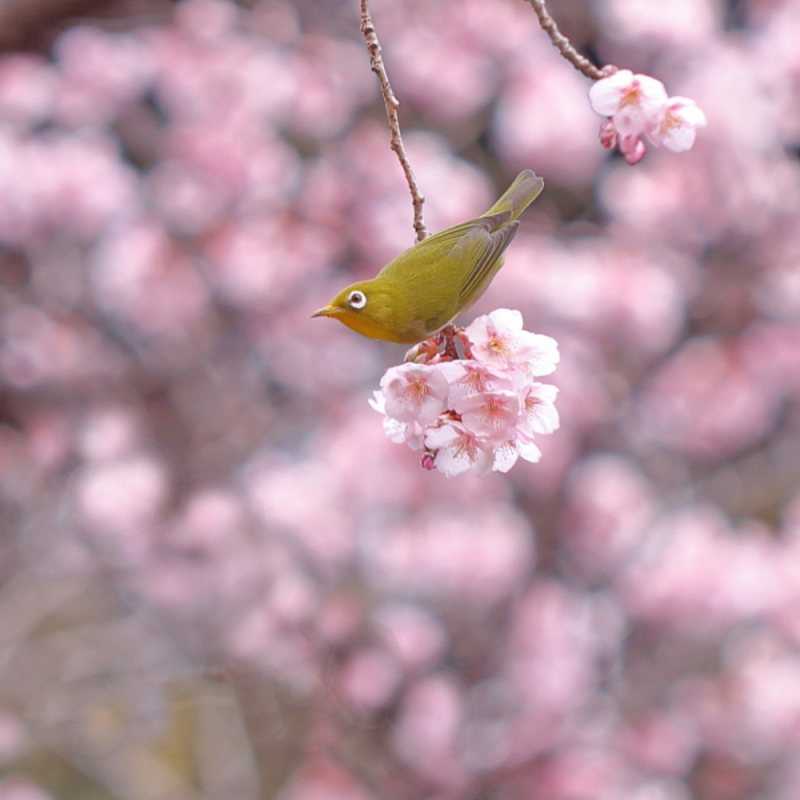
xmin=1 ymin=0 xmax=800 ymax=797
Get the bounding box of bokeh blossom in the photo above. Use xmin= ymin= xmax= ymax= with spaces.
xmin=1 ymin=0 xmax=800 ymax=798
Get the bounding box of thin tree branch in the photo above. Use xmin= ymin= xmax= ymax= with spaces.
xmin=525 ymin=0 xmax=616 ymax=81
xmin=359 ymin=0 xmax=428 ymax=242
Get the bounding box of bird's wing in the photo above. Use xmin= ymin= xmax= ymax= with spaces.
xmin=450 ymin=213 xmax=520 ymax=308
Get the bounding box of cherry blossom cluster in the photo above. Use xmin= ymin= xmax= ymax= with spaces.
xmin=589 ymin=69 xmax=707 ymax=164
xmin=369 ymin=310 xmax=560 ymax=477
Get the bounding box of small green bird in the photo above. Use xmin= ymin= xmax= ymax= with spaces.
xmin=313 ymin=169 xmax=544 ymax=344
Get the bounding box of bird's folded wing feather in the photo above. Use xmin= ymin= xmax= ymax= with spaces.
xmin=450 ymin=214 xmax=520 ymax=307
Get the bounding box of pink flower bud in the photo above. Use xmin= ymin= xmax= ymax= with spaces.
xmin=600 ymin=119 xmax=618 ymax=150
xmin=619 ymin=133 xmax=647 ymax=165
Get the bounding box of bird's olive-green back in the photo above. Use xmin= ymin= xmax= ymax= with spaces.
xmin=367 ymin=169 xmax=544 ymax=342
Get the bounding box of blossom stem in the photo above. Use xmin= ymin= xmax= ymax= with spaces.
xmin=524 ymin=0 xmax=616 ymax=81
xmin=359 ymin=0 xmax=428 ymax=241
xmin=439 ymin=325 xmax=461 ymax=361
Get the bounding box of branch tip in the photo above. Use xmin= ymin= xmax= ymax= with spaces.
xmin=525 ymin=0 xmax=608 ymax=81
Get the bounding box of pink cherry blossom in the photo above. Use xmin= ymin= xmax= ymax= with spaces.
xmin=368 ymin=390 xmax=426 ymax=448
xmin=492 ymin=435 xmax=542 ymax=473
xmin=383 ymin=416 xmax=426 ymax=450
xmin=518 ymin=382 xmax=560 ymax=435
xmin=456 ymin=390 xmax=522 ymax=443
xmin=465 ymin=309 xmax=540 ymax=372
xmin=424 ymin=420 xmax=494 ymax=477
xmin=520 ymin=332 xmax=561 ymax=377
xmin=589 ymin=69 xmax=668 ymax=136
xmin=436 ymin=359 xmax=511 ymax=404
xmin=371 ymin=311 xmax=560 ymax=476
xmin=589 ymin=71 xmax=705 ymax=162
xmin=647 ymin=97 xmax=707 ymax=152
xmin=380 ymin=362 xmax=450 ymax=424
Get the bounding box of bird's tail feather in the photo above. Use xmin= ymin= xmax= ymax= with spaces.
xmin=483 ymin=169 xmax=544 ymax=222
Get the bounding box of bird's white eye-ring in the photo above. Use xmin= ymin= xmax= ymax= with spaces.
xmin=348 ymin=290 xmax=367 ymax=309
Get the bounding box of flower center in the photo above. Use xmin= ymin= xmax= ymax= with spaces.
xmin=488 ymin=334 xmax=508 ymax=354
xmin=465 ymin=367 xmax=488 ymax=392
xmin=409 ymin=379 xmax=428 ymax=401
xmin=619 ymin=82 xmax=642 ymax=107
xmin=454 ymin=431 xmax=478 ymax=459
xmin=660 ymin=109 xmax=681 ymax=132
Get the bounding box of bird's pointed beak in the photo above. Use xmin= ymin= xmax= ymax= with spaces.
xmin=312 ymin=304 xmax=339 ymax=319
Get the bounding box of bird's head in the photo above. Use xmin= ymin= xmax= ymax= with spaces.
xmin=312 ymin=280 xmax=398 ymax=341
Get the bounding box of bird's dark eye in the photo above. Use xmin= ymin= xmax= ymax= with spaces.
xmin=348 ymin=290 xmax=367 ymax=309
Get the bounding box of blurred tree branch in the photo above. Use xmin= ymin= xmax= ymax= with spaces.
xmin=0 ymin=0 xmax=173 ymax=50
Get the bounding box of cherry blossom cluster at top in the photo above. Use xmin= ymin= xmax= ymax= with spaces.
xmin=369 ymin=310 xmax=560 ymax=477
xmin=590 ymin=69 xmax=707 ymax=164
